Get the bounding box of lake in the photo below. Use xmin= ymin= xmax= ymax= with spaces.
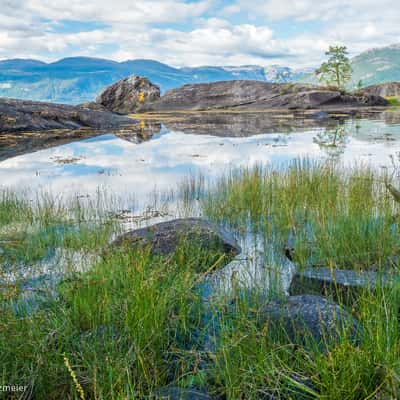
xmin=1 ymin=110 xmax=400 ymax=214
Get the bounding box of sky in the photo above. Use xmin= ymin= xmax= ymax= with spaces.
xmin=0 ymin=0 xmax=399 ymax=68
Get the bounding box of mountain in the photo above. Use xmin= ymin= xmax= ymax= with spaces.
xmin=302 ymin=44 xmax=400 ymax=89
xmin=350 ymin=44 xmax=400 ymax=87
xmin=0 ymin=57 xmax=307 ymax=104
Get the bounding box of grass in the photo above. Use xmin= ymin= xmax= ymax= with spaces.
xmin=200 ymin=160 xmax=399 ymax=271
xmin=385 ymin=96 xmax=400 ymax=106
xmin=2 ymin=160 xmax=400 ymax=399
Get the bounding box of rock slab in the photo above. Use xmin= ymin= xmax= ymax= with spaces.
xmin=0 ymin=98 xmax=136 ymax=133
xmin=362 ymin=82 xmax=400 ymax=98
xmin=289 ymin=267 xmax=397 ymax=305
xmin=143 ymin=80 xmax=388 ymax=112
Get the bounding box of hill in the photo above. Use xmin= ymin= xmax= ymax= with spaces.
xmin=0 ymin=57 xmax=306 ymax=104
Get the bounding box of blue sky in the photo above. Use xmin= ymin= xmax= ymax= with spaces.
xmin=0 ymin=0 xmax=399 ymax=67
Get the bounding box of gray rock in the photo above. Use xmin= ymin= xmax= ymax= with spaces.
xmin=143 ymin=80 xmax=387 ymax=111
xmin=154 ymin=387 xmax=213 ymax=400
xmin=0 ymin=97 xmax=136 ymax=133
xmin=289 ymin=267 xmax=397 ymax=305
xmin=361 ymin=82 xmax=400 ymax=98
xmin=113 ymin=218 xmax=241 ymax=257
xmin=260 ymin=295 xmax=362 ymax=349
xmin=96 ymin=75 xmax=160 ymax=114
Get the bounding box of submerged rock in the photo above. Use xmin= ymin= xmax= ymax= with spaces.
xmin=96 ymin=75 xmax=161 ymax=114
xmin=289 ymin=267 xmax=397 ymax=305
xmin=113 ymin=218 xmax=241 ymax=257
xmin=154 ymin=387 xmax=213 ymax=399
xmin=260 ymin=295 xmax=362 ymax=349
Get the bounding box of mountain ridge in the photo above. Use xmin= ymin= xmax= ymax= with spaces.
xmin=1 ymin=44 xmax=399 ymax=104
xmin=0 ymin=57 xmax=307 ymax=104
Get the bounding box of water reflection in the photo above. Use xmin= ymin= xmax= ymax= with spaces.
xmin=313 ymin=126 xmax=349 ymax=160
xmin=1 ymin=112 xmax=400 ymax=212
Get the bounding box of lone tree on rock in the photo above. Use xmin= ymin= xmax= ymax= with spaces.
xmin=315 ymin=45 xmax=352 ymax=90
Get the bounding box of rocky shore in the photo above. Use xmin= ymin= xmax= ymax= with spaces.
xmin=0 ymin=97 xmax=136 ymax=133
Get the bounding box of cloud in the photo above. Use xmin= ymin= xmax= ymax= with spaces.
xmin=0 ymin=0 xmax=399 ymax=67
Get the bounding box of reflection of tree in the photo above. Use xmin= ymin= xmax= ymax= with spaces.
xmin=313 ymin=125 xmax=349 ymax=160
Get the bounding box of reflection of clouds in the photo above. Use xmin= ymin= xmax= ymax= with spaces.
xmin=1 ymin=127 xmax=400 ymax=209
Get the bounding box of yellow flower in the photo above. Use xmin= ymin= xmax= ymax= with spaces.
xmin=63 ymin=353 xmax=85 ymax=400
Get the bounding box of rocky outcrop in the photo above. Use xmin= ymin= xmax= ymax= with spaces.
xmin=260 ymin=294 xmax=362 ymax=349
xmin=361 ymin=82 xmax=400 ymax=98
xmin=96 ymin=75 xmax=160 ymax=114
xmin=0 ymin=98 xmax=136 ymax=133
xmin=142 ymin=81 xmax=387 ymax=112
xmin=289 ymin=267 xmax=397 ymax=305
xmin=113 ymin=218 xmax=241 ymax=257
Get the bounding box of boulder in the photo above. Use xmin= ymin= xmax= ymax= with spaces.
xmin=154 ymin=387 xmax=213 ymax=399
xmin=260 ymin=295 xmax=362 ymax=349
xmin=142 ymin=80 xmax=388 ymax=112
xmin=96 ymin=75 xmax=160 ymax=114
xmin=113 ymin=218 xmax=241 ymax=257
xmin=289 ymin=267 xmax=397 ymax=305
xmin=361 ymin=82 xmax=400 ymax=98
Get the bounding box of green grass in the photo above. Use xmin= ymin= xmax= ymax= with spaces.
xmin=2 ymin=161 xmax=400 ymax=399
xmin=386 ymin=96 xmax=400 ymax=106
xmin=200 ymin=160 xmax=399 ymax=271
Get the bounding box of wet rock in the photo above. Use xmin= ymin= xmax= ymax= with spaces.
xmin=154 ymin=387 xmax=213 ymax=399
xmin=143 ymin=80 xmax=388 ymax=112
xmin=260 ymin=295 xmax=362 ymax=349
xmin=96 ymin=75 xmax=161 ymax=114
xmin=361 ymin=82 xmax=400 ymax=98
xmin=113 ymin=218 xmax=241 ymax=257
xmin=0 ymin=98 xmax=136 ymax=133
xmin=289 ymin=267 xmax=397 ymax=305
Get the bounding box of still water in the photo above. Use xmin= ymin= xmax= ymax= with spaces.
xmin=1 ymin=112 xmax=400 ymax=212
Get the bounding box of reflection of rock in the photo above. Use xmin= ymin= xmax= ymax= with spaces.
xmin=96 ymin=75 xmax=160 ymax=114
xmin=163 ymin=111 xmax=346 ymax=137
xmin=144 ymin=81 xmax=387 ymax=112
xmin=0 ymin=98 xmax=141 ymax=161
xmin=289 ymin=267 xmax=397 ymax=306
xmin=362 ymin=82 xmax=400 ymax=98
xmin=113 ymin=218 xmax=241 ymax=258
xmin=260 ymin=294 xmax=362 ymax=350
xmin=115 ymin=121 xmax=161 ymax=144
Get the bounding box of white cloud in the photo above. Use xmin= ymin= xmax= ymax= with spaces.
xmin=0 ymin=0 xmax=399 ymax=67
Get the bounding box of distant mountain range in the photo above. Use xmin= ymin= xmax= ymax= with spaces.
xmin=350 ymin=44 xmax=400 ymax=87
xmin=301 ymin=44 xmax=400 ymax=89
xmin=0 ymin=44 xmax=399 ymax=104
xmin=0 ymin=58 xmax=308 ymax=104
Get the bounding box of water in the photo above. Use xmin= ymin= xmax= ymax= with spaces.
xmin=1 ymin=113 xmax=400 ymax=213
xmin=2 ymin=111 xmax=400 ymax=305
